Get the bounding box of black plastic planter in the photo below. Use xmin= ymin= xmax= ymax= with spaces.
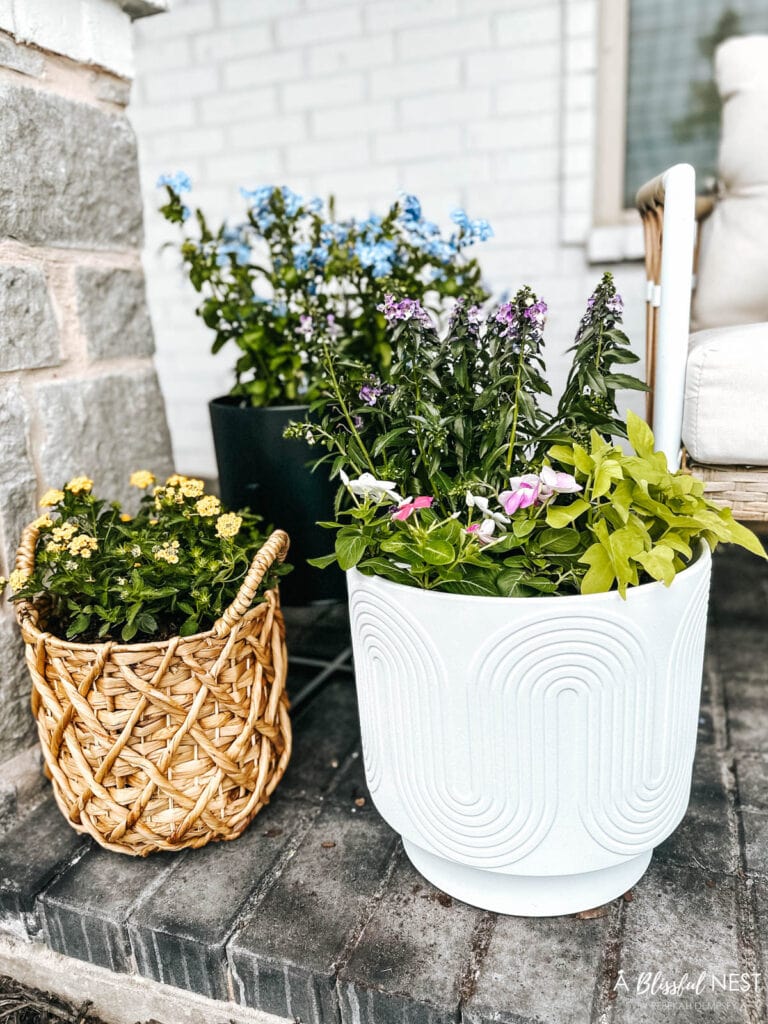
xmin=209 ymin=397 xmax=345 ymax=606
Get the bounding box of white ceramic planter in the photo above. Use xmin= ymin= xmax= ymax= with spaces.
xmin=347 ymin=543 xmax=712 ymax=916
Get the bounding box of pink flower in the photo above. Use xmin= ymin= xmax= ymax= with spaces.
xmin=392 ymin=496 xmax=434 ymax=521
xmin=466 ymin=519 xmax=496 ymax=544
xmin=538 ymin=466 xmax=582 ymax=498
xmin=499 ymin=474 xmax=541 ymax=514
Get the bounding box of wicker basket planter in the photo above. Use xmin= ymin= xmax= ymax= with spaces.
xmin=14 ymin=526 xmax=292 ymax=857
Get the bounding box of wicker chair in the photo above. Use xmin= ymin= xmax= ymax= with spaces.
xmin=636 ymin=36 xmax=768 ymax=522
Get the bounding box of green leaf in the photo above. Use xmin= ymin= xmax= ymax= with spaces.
xmin=417 ymin=536 xmax=455 ymax=566
xmin=441 ymin=577 xmax=498 ymax=597
xmin=579 ymin=543 xmax=615 ymax=595
xmin=634 ymin=544 xmax=676 ymax=586
xmin=335 ymin=532 xmax=368 ymax=570
xmin=308 ymin=552 xmax=338 ymax=569
xmin=536 ymin=527 xmax=581 ymax=553
xmin=626 ymin=409 xmax=655 ymax=460
xmin=546 ymin=498 xmax=590 ymax=528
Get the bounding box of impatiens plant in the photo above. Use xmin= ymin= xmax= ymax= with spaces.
xmin=287 ymin=274 xmax=764 ymax=596
xmin=0 ymin=473 xmax=288 ymax=641
xmin=157 ymin=173 xmax=491 ymax=406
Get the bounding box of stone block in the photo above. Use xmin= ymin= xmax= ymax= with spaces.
xmin=128 ymin=798 xmax=312 ymax=1001
xmin=40 ymin=846 xmax=176 ymax=972
xmin=0 ymin=379 xmax=36 ymax=571
xmin=279 ymin=678 xmax=361 ymax=803
xmin=462 ymin=909 xmax=608 ymax=1024
xmin=613 ymin=860 xmax=742 ymax=1022
xmin=0 ymin=31 xmax=44 ymax=77
xmin=75 ymin=266 xmax=154 ymax=361
xmin=228 ymin=803 xmax=399 ymax=1023
xmin=0 ymin=794 xmax=89 ymax=936
xmin=0 ymin=612 xmax=36 ymax=767
xmin=654 ymin=743 xmax=736 ymax=875
xmin=338 ymin=852 xmax=483 ymax=1024
xmin=0 ymin=264 xmax=60 ymax=371
xmin=0 ymin=84 xmax=142 ymax=249
xmin=35 ymin=369 xmax=173 ymax=507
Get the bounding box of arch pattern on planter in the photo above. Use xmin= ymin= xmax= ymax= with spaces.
xmin=350 ymin=568 xmax=709 ymax=870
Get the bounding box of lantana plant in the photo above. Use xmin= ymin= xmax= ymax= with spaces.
xmin=287 ymin=273 xmax=764 ymax=596
xmin=157 ymin=173 xmax=491 ymax=407
xmin=1 ymin=473 xmax=287 ymax=641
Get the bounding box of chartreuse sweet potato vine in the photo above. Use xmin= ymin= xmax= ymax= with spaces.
xmin=0 ymin=473 xmax=288 ymax=642
xmin=288 ymin=274 xmax=764 ymax=597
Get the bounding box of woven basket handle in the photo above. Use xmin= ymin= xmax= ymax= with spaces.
xmin=14 ymin=523 xmax=41 ymax=630
xmin=212 ymin=529 xmax=290 ymax=635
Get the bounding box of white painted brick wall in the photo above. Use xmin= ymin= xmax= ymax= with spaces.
xmin=131 ymin=0 xmax=645 ymax=478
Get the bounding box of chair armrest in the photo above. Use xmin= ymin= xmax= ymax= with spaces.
xmin=635 ymin=164 xmax=696 ymax=467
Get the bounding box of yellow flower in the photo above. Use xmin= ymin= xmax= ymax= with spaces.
xmin=216 ymin=513 xmax=242 ymax=539
xmin=66 ymin=476 xmax=93 ymax=494
xmin=40 ymin=489 xmax=64 ymax=507
xmin=45 ymin=541 xmax=64 ymax=553
xmin=165 ymin=474 xmax=188 ymax=487
xmin=180 ymin=478 xmax=205 ymax=498
xmin=120 ymin=513 xmax=132 ymax=522
xmin=195 ymin=495 xmax=222 ymax=517
xmin=52 ymin=523 xmax=78 ymax=542
xmin=153 ymin=540 xmax=180 ymax=564
xmin=0 ymin=576 xmax=6 ymax=592
xmin=8 ymin=569 xmax=30 ymax=591
xmin=68 ymin=534 xmax=98 ymax=558
xmin=130 ymin=470 xmax=156 ymax=489
xmin=33 ymin=514 xmax=53 ymax=530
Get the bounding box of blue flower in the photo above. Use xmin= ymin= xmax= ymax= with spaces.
xmin=181 ymin=205 xmax=191 ymax=222
xmin=450 ymin=207 xmax=470 ymax=230
xmin=470 ymin=218 xmax=493 ymax=242
xmin=293 ymin=242 xmax=311 ymax=271
xmin=157 ymin=171 xmax=191 ymax=193
xmin=398 ymin=192 xmax=422 ymax=224
xmin=216 ymin=228 xmax=251 ymax=266
xmin=280 ymin=186 xmax=303 ymax=217
xmin=306 ymin=196 xmax=323 ymax=214
xmin=240 ymin=185 xmax=275 ymax=209
xmin=293 ymin=240 xmax=330 ymax=272
xmin=355 ymin=238 xmax=396 ymax=278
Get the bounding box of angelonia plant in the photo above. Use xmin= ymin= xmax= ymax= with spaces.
xmin=0 ymin=473 xmax=288 ymax=642
xmin=286 ymin=273 xmax=764 ymax=597
xmin=157 ymin=172 xmax=491 ymax=407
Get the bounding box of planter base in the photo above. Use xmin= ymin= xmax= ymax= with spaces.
xmin=402 ymin=839 xmax=652 ymax=917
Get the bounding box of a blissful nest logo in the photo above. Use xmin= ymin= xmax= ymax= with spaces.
xmin=613 ymin=970 xmax=761 ymax=997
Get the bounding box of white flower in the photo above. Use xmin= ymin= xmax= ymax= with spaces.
xmin=343 ymin=472 xmax=402 ymax=503
xmin=466 ymin=489 xmax=509 ymax=527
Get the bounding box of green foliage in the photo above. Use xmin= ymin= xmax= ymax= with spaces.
xmin=297 ymin=275 xmax=765 ymax=597
xmin=1 ymin=474 xmax=287 ymax=643
xmin=310 ymin=416 xmax=764 ymax=598
xmin=293 ymin=273 xmax=636 ymax=507
xmin=158 ymin=183 xmax=489 ymax=408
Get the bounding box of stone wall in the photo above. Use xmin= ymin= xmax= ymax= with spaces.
xmin=0 ymin=14 xmax=173 ymax=765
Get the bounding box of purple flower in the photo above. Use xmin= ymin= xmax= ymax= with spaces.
xmin=493 ymin=302 xmax=518 ymax=336
xmin=523 ymin=299 xmax=548 ymax=327
xmin=326 ymin=313 xmax=341 ymax=340
xmin=377 ymin=294 xmax=434 ymax=327
xmin=606 ymin=293 xmax=623 ymax=314
xmin=297 ymin=315 xmax=313 ymax=338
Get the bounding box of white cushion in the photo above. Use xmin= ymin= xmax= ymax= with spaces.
xmin=691 ymin=35 xmax=768 ymax=331
xmin=683 ymin=321 xmax=768 ymax=464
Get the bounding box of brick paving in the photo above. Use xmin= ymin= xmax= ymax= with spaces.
xmin=1 ymin=549 xmax=768 ymax=1023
